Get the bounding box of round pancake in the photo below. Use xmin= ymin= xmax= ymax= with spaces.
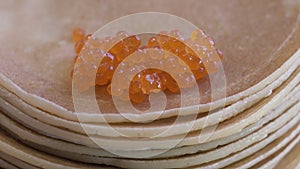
xmin=0 ymin=0 xmax=299 ymax=123
xmin=1 ymin=100 xmax=299 ymax=168
xmin=0 ymin=158 xmax=19 ymax=169
xmin=0 ymin=75 xmax=299 ymax=153
xmin=197 ymin=121 xmax=300 ymax=169
xmin=0 ymin=80 xmax=299 ymax=159
xmin=0 ymin=151 xmax=38 ymax=169
xmin=272 ymin=137 xmax=300 ymax=169
xmin=0 ymin=129 xmax=115 ymax=169
xmin=0 ymin=58 xmax=298 ymax=140
xmin=237 ymin=133 xmax=300 ymax=169
xmin=1 ymin=93 xmax=296 ymax=160
xmin=2 ymin=63 xmax=300 ymax=150
xmin=1 ymin=0 xmax=300 ymax=168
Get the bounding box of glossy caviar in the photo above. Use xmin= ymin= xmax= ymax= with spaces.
xmin=71 ymin=28 xmax=223 ymax=103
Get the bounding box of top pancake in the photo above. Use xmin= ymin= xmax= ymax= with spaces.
xmin=0 ymin=0 xmax=299 ymax=115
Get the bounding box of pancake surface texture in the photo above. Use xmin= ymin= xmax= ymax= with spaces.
xmin=0 ymin=0 xmax=299 ymax=168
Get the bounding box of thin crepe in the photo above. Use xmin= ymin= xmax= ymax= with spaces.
xmin=0 ymin=0 xmax=299 ymax=123
xmin=1 ymin=100 xmax=299 ymax=168
xmin=0 ymin=130 xmax=114 ymax=169
xmin=1 ymin=74 xmax=299 ymax=153
xmin=0 ymin=52 xmax=298 ymax=139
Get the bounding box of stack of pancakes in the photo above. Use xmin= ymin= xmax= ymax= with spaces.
xmin=0 ymin=0 xmax=299 ymax=168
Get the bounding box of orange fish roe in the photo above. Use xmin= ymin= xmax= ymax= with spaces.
xmin=72 ymin=27 xmax=86 ymax=43
xmin=71 ymin=28 xmax=223 ymax=103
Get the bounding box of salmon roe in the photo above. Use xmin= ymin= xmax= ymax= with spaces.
xmin=71 ymin=28 xmax=223 ymax=103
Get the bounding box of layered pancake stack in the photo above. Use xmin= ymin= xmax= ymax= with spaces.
xmin=0 ymin=0 xmax=299 ymax=168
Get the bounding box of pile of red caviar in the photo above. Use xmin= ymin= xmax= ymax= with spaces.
xmin=71 ymin=28 xmax=223 ymax=103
